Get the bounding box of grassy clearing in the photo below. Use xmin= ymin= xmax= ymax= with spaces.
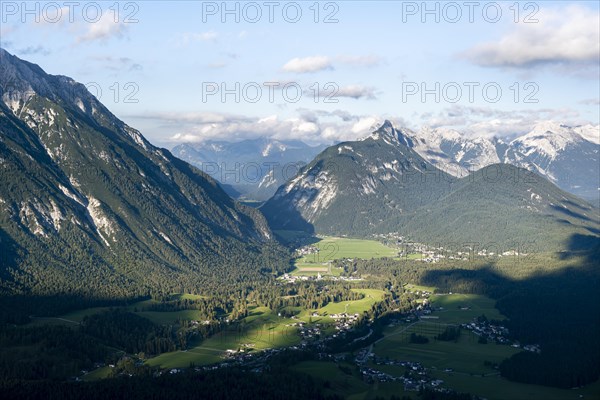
xmin=136 ymin=310 xmax=204 ymax=325
xmin=144 ymin=289 xmax=388 ymax=369
xmin=403 ymin=284 xmax=436 ymax=293
xmin=374 ymin=328 xmax=519 ymax=375
xmin=291 ymin=360 xmax=418 ymax=400
xmin=375 ymin=291 xmax=512 ymax=375
xmin=173 ymin=293 xmax=206 ymax=301
xmin=145 ymin=306 xmax=301 ymax=369
xmin=318 ymin=289 xmax=385 ymax=316
xmin=38 ymin=296 xmax=200 ymax=326
xmin=27 ymin=316 xmax=80 ymax=326
xmin=145 ymin=347 xmax=223 ymax=369
xmin=82 ymin=366 xmax=112 ymax=381
xmin=60 ymin=307 xmax=111 ymax=323
xmin=299 ymin=237 xmax=398 ymax=263
xmin=294 ymin=236 xmax=398 ymax=275
xmin=428 ymin=293 xmax=506 ymax=324
xmin=291 ymin=360 xmax=373 ymax=398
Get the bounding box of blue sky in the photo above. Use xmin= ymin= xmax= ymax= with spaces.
xmin=1 ymin=1 xmax=598 ymax=146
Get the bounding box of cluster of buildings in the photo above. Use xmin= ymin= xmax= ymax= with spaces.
xmin=279 ymin=272 xmax=363 ymax=283
xmin=279 ymin=273 xmax=315 ymax=283
xmin=358 ymin=355 xmax=446 ymax=392
xmin=461 ymin=318 xmax=541 ymax=352
xmin=462 ymin=319 xmax=511 ymax=344
xmin=296 ymin=322 xmax=322 ymax=341
xmin=330 ymin=313 xmax=362 ymax=336
xmin=295 ymin=245 xmax=319 ymax=257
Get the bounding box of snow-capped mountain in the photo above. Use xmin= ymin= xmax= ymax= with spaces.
xmin=392 ymin=121 xmax=599 ymax=203
xmin=394 ymin=125 xmax=502 ymax=177
xmin=504 ymin=122 xmax=599 ymax=202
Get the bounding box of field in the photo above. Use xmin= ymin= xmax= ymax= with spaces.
xmin=291 ymin=360 xmax=422 ymax=400
xmin=82 ymin=366 xmax=112 ymax=381
xmin=33 ymin=288 xmax=388 ymax=372
xmin=294 ymin=236 xmax=398 ymax=275
xmin=428 ymin=292 xmax=506 ymax=323
xmin=374 ymin=292 xmax=513 ymax=375
xmin=146 ymin=306 xmax=301 ymax=369
xmin=430 ymin=371 xmax=600 ymax=400
xmin=149 ymin=289 xmax=387 ymax=370
xmin=291 ymin=360 xmax=405 ymax=400
xmin=21 ymin=284 xmax=600 ymax=398
xmin=145 ymin=289 xmax=391 ymax=371
xmin=318 ymin=289 xmax=385 ymax=315
xmin=375 ymin=326 xmax=520 ymax=375
xmin=372 ymin=291 xmax=600 ymax=400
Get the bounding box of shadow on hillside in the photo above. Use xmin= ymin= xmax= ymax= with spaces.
xmin=416 ymin=232 xmax=600 ymax=389
xmin=550 ymin=203 xmax=594 ymax=222
xmin=260 ymin=202 xmax=315 ymax=237
xmin=419 ymin=233 xmax=600 ymax=293
xmin=0 ymin=228 xmax=23 ymax=280
xmin=559 ymin=233 xmax=600 ymax=260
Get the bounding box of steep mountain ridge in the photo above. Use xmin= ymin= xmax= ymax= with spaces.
xmin=261 ymin=121 xmax=456 ymax=234
xmin=0 ymin=48 xmax=283 ymax=297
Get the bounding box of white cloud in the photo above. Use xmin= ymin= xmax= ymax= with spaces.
xmin=351 ymin=117 xmax=378 ymax=134
xmin=10 ymin=5 xmax=128 ymax=44
xmin=463 ymin=6 xmax=599 ymax=71
xmin=77 ymin=13 xmax=129 ymax=43
xmin=282 ymin=56 xmax=333 ymax=73
xmin=336 ymin=85 xmax=377 ymax=100
xmin=129 ymin=109 xmax=385 ymax=145
xmin=282 ymin=54 xmax=382 ymax=74
xmin=419 ymin=105 xmax=592 ymax=138
xmin=0 ymin=24 xmax=17 ymax=38
xmin=129 ymin=106 xmax=598 ymax=148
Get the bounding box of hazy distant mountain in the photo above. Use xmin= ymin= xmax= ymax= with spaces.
xmin=262 ymin=121 xmax=599 ymax=251
xmin=395 ymin=122 xmax=599 ymax=203
xmin=172 ymin=139 xmax=327 ymax=201
xmin=0 ymin=48 xmax=283 ymax=296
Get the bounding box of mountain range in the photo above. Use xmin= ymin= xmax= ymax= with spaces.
xmin=0 ymin=48 xmax=284 ymax=297
xmin=261 ymin=121 xmax=599 ymax=251
xmin=172 ymin=139 xmax=326 ymax=201
xmin=172 ymin=121 xmax=598 ymax=205
xmin=392 ymin=122 xmax=599 ymax=204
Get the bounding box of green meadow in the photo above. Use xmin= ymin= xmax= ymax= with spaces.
xmin=318 ymin=289 xmax=385 ymax=315
xmin=146 ymin=306 xmax=301 ymax=369
xmin=428 ymin=292 xmax=506 ymax=323
xmin=294 ymin=236 xmax=398 ymax=275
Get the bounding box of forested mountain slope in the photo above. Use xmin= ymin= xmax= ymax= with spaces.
xmin=0 ymin=48 xmax=286 ymax=298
